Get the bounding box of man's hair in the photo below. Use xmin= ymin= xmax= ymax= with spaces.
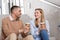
xmin=10 ymin=5 xmax=20 ymax=13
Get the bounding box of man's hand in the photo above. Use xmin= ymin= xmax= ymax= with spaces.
xmin=19 ymin=29 xmax=24 ymax=33
xmin=24 ymin=28 xmax=30 ymax=34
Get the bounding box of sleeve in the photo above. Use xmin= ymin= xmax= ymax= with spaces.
xmin=19 ymin=20 xmax=24 ymax=34
xmin=2 ymin=19 xmax=12 ymax=36
xmin=30 ymin=21 xmax=38 ymax=38
xmin=45 ymin=20 xmax=50 ymax=35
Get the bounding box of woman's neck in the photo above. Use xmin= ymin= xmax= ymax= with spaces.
xmin=35 ymin=18 xmax=41 ymax=27
xmin=36 ymin=18 xmax=41 ymax=23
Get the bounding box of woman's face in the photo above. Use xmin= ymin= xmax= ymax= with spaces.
xmin=34 ymin=10 xmax=42 ymax=19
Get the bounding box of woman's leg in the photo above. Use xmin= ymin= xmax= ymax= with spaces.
xmin=40 ymin=30 xmax=49 ymax=40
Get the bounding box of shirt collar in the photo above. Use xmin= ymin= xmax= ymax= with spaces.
xmin=9 ymin=15 xmax=14 ymax=21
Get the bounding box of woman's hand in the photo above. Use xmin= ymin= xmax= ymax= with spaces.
xmin=36 ymin=31 xmax=39 ymax=35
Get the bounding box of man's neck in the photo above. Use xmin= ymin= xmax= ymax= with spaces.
xmin=11 ymin=14 xmax=17 ymax=20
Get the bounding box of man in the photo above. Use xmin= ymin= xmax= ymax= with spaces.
xmin=2 ymin=6 xmax=34 ymax=40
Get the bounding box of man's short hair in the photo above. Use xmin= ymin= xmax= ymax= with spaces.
xmin=10 ymin=5 xmax=20 ymax=13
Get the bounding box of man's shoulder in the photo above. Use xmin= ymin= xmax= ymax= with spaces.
xmin=18 ymin=19 xmax=23 ymax=23
xmin=2 ymin=16 xmax=9 ymax=22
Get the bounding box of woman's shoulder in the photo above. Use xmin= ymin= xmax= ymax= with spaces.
xmin=30 ymin=19 xmax=35 ymax=24
xmin=45 ymin=20 xmax=49 ymax=23
xmin=45 ymin=20 xmax=48 ymax=22
xmin=45 ymin=20 xmax=50 ymax=26
xmin=30 ymin=19 xmax=35 ymax=26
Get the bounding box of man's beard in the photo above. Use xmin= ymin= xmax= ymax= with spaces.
xmin=16 ymin=16 xmax=20 ymax=20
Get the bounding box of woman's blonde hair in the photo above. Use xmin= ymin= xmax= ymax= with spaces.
xmin=35 ymin=8 xmax=46 ymax=28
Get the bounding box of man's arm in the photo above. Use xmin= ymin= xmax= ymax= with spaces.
xmin=2 ymin=19 xmax=12 ymax=36
xmin=19 ymin=20 xmax=24 ymax=34
xmin=19 ymin=20 xmax=30 ymax=37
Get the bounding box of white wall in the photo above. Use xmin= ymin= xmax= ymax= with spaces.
xmin=57 ymin=9 xmax=60 ymax=40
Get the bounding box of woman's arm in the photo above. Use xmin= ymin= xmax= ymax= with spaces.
xmin=30 ymin=21 xmax=39 ymax=37
xmin=45 ymin=20 xmax=50 ymax=35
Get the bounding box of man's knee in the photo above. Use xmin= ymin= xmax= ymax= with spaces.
xmin=26 ymin=35 xmax=34 ymax=40
xmin=9 ymin=33 xmax=17 ymax=40
xmin=5 ymin=33 xmax=17 ymax=40
xmin=10 ymin=33 xmax=17 ymax=37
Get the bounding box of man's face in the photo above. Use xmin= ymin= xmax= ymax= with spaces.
xmin=13 ymin=7 xmax=21 ymax=18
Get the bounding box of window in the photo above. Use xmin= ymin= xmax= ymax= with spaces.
xmin=0 ymin=8 xmax=1 ymax=15
xmin=20 ymin=0 xmax=24 ymax=14
xmin=1 ymin=0 xmax=24 ymax=15
xmin=0 ymin=0 xmax=2 ymax=15
xmin=2 ymin=0 xmax=9 ymax=15
xmin=12 ymin=0 xmax=24 ymax=14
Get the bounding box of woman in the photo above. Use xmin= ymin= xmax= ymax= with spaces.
xmin=30 ymin=8 xmax=49 ymax=40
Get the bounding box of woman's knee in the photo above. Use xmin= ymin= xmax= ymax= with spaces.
xmin=40 ymin=30 xmax=49 ymax=40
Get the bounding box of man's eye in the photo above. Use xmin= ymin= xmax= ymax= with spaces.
xmin=19 ymin=10 xmax=21 ymax=12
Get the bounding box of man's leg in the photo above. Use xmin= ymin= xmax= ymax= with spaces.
xmin=5 ymin=35 xmax=10 ymax=40
xmin=5 ymin=33 xmax=17 ymax=40
xmin=23 ymin=35 xmax=34 ymax=40
xmin=40 ymin=30 xmax=49 ymax=40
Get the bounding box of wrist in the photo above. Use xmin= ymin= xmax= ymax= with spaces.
xmin=36 ymin=31 xmax=39 ymax=35
xmin=19 ymin=29 xmax=24 ymax=33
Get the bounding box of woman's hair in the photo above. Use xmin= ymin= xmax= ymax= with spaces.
xmin=35 ymin=8 xmax=46 ymax=28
